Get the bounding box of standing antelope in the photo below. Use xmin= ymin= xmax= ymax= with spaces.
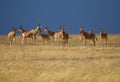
xmin=8 ymin=28 xmax=16 ymax=45
xmin=60 ymin=26 xmax=69 ymax=44
xmin=44 ymin=27 xmax=55 ymax=39
xmin=99 ymin=28 xmax=108 ymax=45
xmin=53 ymin=29 xmax=63 ymax=44
xmin=18 ymin=25 xmax=40 ymax=44
xmin=39 ymin=28 xmax=50 ymax=44
xmin=80 ymin=27 xmax=97 ymax=45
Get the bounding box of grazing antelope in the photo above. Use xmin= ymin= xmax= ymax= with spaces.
xmin=80 ymin=27 xmax=97 ymax=45
xmin=99 ymin=28 xmax=108 ymax=45
xmin=18 ymin=25 xmax=40 ymax=44
xmin=39 ymin=28 xmax=50 ymax=44
xmin=8 ymin=28 xmax=16 ymax=45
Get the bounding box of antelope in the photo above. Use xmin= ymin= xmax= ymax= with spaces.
xmin=99 ymin=28 xmax=108 ymax=45
xmin=54 ymin=30 xmax=63 ymax=43
xmin=18 ymin=25 xmax=40 ymax=44
xmin=80 ymin=27 xmax=97 ymax=45
xmin=29 ymin=25 xmax=40 ymax=38
xmin=44 ymin=27 xmax=55 ymax=39
xmin=60 ymin=26 xmax=69 ymax=44
xmin=39 ymin=28 xmax=50 ymax=44
xmin=8 ymin=28 xmax=16 ymax=45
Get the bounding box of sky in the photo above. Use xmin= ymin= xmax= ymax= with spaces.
xmin=0 ymin=0 xmax=120 ymax=34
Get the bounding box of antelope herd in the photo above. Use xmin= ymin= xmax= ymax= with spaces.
xmin=7 ymin=25 xmax=108 ymax=46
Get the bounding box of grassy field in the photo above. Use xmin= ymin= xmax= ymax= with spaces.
xmin=0 ymin=34 xmax=120 ymax=82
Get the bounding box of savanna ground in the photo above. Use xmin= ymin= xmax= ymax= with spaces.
xmin=0 ymin=34 xmax=120 ymax=82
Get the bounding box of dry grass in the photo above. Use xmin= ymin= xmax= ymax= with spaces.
xmin=0 ymin=34 xmax=120 ymax=82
